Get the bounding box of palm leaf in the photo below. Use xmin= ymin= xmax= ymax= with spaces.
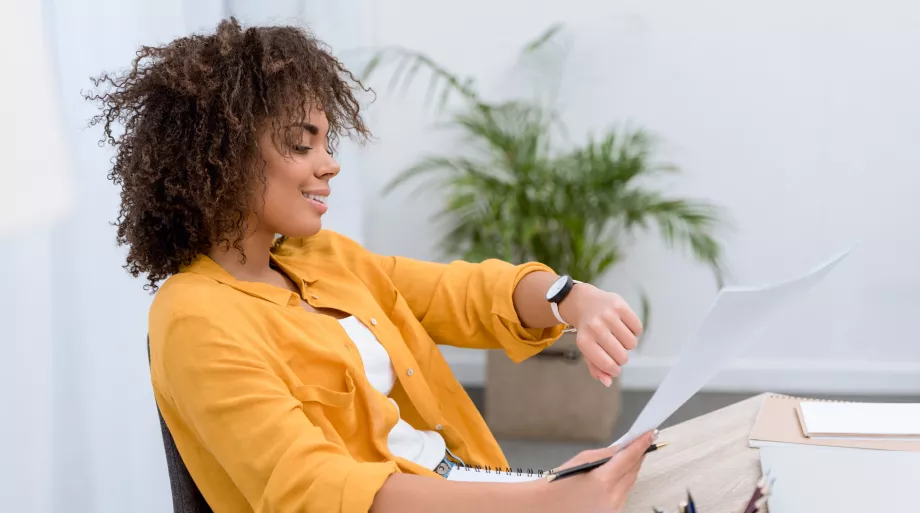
xmin=617 ymin=190 xmax=726 ymax=285
xmin=522 ymin=23 xmax=564 ymax=54
xmin=360 ymin=46 xmax=480 ymax=110
xmin=638 ymin=290 xmax=651 ymax=342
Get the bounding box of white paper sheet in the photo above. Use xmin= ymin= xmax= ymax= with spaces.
xmin=799 ymin=401 xmax=920 ymax=439
xmin=612 ymin=246 xmax=854 ymax=448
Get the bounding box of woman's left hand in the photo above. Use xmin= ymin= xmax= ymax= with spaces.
xmin=558 ymin=283 xmax=643 ymax=387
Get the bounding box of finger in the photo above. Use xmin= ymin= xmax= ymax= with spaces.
xmin=615 ymin=451 xmax=645 ymax=483
xmin=577 ymin=330 xmax=620 ymax=377
xmin=602 ymin=433 xmax=653 ymax=509
xmin=617 ymin=301 xmax=643 ymax=336
xmin=580 ymin=446 xmax=619 ymax=462
xmin=594 ymin=321 xmax=629 ymax=368
xmin=612 ymin=454 xmax=643 ymax=491
xmin=559 ymin=445 xmax=618 ymax=468
xmin=607 ymin=315 xmax=638 ymax=351
xmin=609 ymin=461 xmax=643 ymax=512
xmin=586 ymin=359 xmax=613 ymax=387
xmin=606 ymin=431 xmax=655 ymax=477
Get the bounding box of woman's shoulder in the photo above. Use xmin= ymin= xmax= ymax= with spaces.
xmin=147 ymin=273 xmax=256 ymax=384
xmin=149 ymin=272 xmax=245 ymax=330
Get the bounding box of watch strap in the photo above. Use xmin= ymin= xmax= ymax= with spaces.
xmin=554 ymin=279 xmax=583 ymax=329
xmin=550 ymin=301 xmax=567 ymax=325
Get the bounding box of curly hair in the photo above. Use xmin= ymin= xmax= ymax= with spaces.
xmin=85 ymin=17 xmax=370 ymax=291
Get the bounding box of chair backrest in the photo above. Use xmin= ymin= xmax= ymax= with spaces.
xmin=148 ymin=338 xmax=213 ymax=513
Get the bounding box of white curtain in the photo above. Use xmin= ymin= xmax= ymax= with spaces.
xmin=1 ymin=1 xmax=372 ymax=511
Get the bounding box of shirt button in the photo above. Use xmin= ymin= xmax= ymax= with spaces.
xmin=435 ymin=424 xmax=443 ymax=431
xmin=311 ymin=294 xmax=318 ymax=300
xmin=370 ymin=318 xmax=378 ymax=326
xmin=407 ymin=368 xmax=414 ymax=377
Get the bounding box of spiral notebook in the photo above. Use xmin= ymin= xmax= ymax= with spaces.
xmin=445 ymin=464 xmax=547 ymax=483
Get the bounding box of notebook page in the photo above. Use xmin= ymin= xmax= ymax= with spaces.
xmin=799 ymin=402 xmax=920 ymax=438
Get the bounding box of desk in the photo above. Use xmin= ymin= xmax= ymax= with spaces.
xmin=625 ymin=393 xmax=766 ymax=513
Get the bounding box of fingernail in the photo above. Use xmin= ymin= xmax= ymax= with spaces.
xmin=601 ymin=375 xmax=612 ymax=387
xmin=653 ymin=429 xmax=660 ymax=442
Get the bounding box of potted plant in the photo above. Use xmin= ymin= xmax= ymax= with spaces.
xmin=363 ymin=26 xmax=726 ymax=441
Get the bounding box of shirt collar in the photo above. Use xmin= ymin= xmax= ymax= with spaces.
xmin=181 ymin=254 xmax=302 ymax=307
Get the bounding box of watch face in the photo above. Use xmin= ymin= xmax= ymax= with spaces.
xmin=546 ymin=277 xmax=566 ymax=301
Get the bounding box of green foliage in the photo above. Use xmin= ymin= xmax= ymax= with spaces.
xmin=362 ymin=26 xmax=726 ymax=287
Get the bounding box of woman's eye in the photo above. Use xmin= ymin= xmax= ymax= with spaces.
xmin=326 ymin=148 xmax=334 ymax=157
xmin=293 ymin=145 xmax=312 ymax=154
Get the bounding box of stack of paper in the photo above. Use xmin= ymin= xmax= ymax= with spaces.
xmin=750 ymin=396 xmax=920 ymax=513
xmin=759 ymin=444 xmax=920 ymax=513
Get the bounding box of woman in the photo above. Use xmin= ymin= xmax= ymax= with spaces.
xmin=88 ymin=18 xmax=654 ymax=513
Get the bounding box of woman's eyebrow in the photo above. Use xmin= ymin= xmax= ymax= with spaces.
xmin=290 ymin=122 xmax=319 ymax=135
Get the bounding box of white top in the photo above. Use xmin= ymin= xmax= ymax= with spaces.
xmin=337 ymin=316 xmax=446 ymax=470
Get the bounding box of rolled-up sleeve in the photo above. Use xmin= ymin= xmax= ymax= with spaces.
xmin=375 ymin=255 xmax=564 ymax=362
xmin=158 ymin=311 xmax=398 ymax=513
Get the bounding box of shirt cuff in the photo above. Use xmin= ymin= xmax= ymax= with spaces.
xmin=490 ymin=262 xmax=566 ymax=363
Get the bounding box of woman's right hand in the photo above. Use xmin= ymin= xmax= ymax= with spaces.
xmin=535 ymin=430 xmax=655 ymax=513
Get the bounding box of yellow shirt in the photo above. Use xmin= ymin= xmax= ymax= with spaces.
xmin=148 ymin=230 xmax=563 ymax=513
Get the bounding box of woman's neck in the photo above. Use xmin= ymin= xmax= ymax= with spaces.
xmin=207 ymin=228 xmax=277 ymax=283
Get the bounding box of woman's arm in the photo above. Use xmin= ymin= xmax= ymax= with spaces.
xmin=372 ymin=430 xmax=656 ymax=513
xmin=373 ymin=474 xmax=545 ymax=513
xmin=510 ymin=271 xmax=562 ymax=328
xmin=373 ymin=253 xmax=564 ymax=361
xmin=373 ymin=248 xmax=642 ymax=381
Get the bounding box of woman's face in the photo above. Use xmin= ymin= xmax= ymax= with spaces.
xmin=253 ymin=107 xmax=340 ymax=239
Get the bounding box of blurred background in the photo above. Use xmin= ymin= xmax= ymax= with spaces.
xmin=3 ymin=0 xmax=920 ymax=511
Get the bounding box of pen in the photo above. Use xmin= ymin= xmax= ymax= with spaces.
xmin=545 ymin=442 xmax=669 ymax=482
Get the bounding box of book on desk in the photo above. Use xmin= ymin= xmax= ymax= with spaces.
xmin=748 ymin=395 xmax=920 ymax=513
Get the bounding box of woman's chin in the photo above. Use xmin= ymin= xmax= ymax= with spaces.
xmin=276 ymin=221 xmax=323 ymax=239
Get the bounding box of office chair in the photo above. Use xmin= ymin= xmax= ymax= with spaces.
xmin=147 ymin=338 xmax=213 ymax=513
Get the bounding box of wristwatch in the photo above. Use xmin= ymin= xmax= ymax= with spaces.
xmin=545 ymin=275 xmax=576 ymax=325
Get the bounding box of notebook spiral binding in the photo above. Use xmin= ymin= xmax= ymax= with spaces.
xmin=452 ymin=464 xmax=550 ymax=477
xmin=769 ymin=394 xmax=852 ymax=403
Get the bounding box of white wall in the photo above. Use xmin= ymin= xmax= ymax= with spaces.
xmin=358 ymin=0 xmax=920 ymax=394
xmin=45 ymin=3 xmax=224 ymax=510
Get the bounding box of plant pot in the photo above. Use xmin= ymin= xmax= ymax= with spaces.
xmin=484 ymin=332 xmax=622 ymax=443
